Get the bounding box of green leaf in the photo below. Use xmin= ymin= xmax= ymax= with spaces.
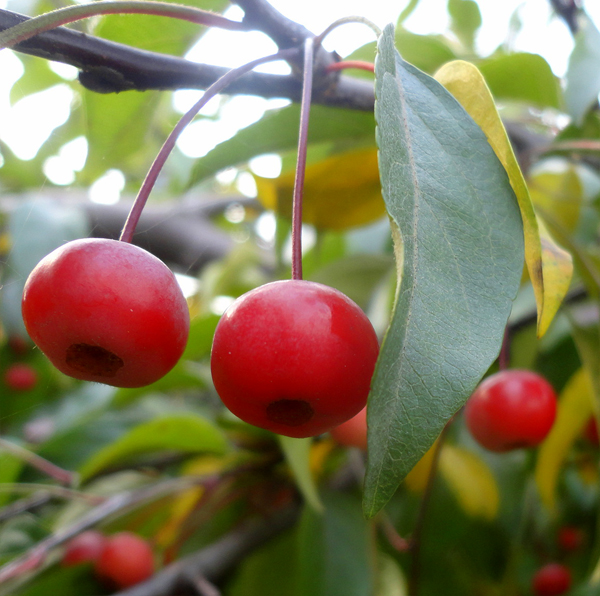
xmin=9 ymin=54 xmax=64 ymax=105
xmin=278 ymin=436 xmax=323 ymax=513
xmin=188 ymin=105 xmax=376 ymax=186
xmin=448 ymin=0 xmax=482 ymax=51
xmin=364 ymin=26 xmax=524 ymax=517
xmin=565 ymin=15 xmax=600 ymax=125
xmin=479 ymin=53 xmax=561 ymax=109
xmin=78 ymin=414 xmax=229 ymax=481
xmin=296 ymin=492 xmax=374 ymax=596
xmin=0 ymin=451 xmax=23 ymax=507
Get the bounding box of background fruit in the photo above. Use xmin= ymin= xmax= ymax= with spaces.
xmin=211 ymin=280 xmax=379 ymax=438
xmin=532 ymin=563 xmax=571 ymax=596
xmin=61 ymin=530 xmax=107 ymax=567
xmin=4 ymin=363 xmax=37 ymax=391
xmin=21 ymin=238 xmax=190 ymax=388
xmin=464 ymin=369 xmax=557 ymax=452
xmin=331 ymin=406 xmax=368 ymax=450
xmin=94 ymin=532 xmax=154 ymax=588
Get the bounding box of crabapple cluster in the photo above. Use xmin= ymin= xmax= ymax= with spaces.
xmin=61 ymin=530 xmax=154 ymax=589
xmin=464 ymin=369 xmax=557 ymax=452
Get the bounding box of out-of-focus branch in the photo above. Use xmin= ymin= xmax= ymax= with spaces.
xmin=113 ymin=505 xmax=300 ymax=596
xmin=0 ymin=9 xmax=375 ymax=110
xmin=548 ymin=0 xmax=582 ymax=35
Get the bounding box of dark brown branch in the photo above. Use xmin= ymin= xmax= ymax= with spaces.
xmin=0 ymin=9 xmax=375 ymax=110
xmin=113 ymin=505 xmax=299 ymax=596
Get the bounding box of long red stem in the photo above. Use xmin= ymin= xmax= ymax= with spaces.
xmin=119 ymin=48 xmax=297 ymax=243
xmin=290 ymin=38 xmax=315 ymax=281
xmin=326 ymin=60 xmax=375 ymax=73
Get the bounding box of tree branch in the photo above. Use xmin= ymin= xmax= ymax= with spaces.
xmin=0 ymin=9 xmax=375 ymax=110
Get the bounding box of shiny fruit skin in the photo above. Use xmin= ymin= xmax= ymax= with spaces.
xmin=4 ymin=363 xmax=37 ymax=391
xmin=464 ymin=370 xmax=557 ymax=452
xmin=331 ymin=406 xmax=368 ymax=450
xmin=61 ymin=530 xmax=107 ymax=567
xmin=532 ymin=563 xmax=571 ymax=596
xmin=21 ymin=239 xmax=189 ymax=388
xmin=210 ymin=280 xmax=379 ymax=438
xmin=94 ymin=532 xmax=154 ymax=589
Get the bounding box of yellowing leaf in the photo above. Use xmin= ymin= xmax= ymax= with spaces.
xmin=255 ymin=148 xmax=386 ymax=230
xmin=438 ymin=445 xmax=499 ymax=521
xmin=535 ymin=367 xmax=594 ymax=513
xmin=155 ymin=456 xmax=224 ymax=548
xmin=405 ymin=441 xmax=499 ymax=520
xmin=404 ymin=441 xmax=438 ymax=493
xmin=435 ymin=60 xmax=573 ymax=337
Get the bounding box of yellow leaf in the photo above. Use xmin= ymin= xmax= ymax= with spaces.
xmin=154 ymin=456 xmax=224 ymax=548
xmin=255 ymin=148 xmax=386 ymax=230
xmin=404 ymin=440 xmax=438 ymax=493
xmin=438 ymin=445 xmax=499 ymax=521
xmin=435 ymin=60 xmax=573 ymax=337
xmin=535 ymin=368 xmax=594 ymax=513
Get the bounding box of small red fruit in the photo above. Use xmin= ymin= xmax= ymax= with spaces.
xmin=61 ymin=530 xmax=107 ymax=567
xmin=584 ymin=417 xmax=599 ymax=446
xmin=21 ymin=238 xmax=190 ymax=388
xmin=4 ymin=363 xmax=37 ymax=391
xmin=558 ymin=526 xmax=584 ymax=552
xmin=210 ymin=280 xmax=379 ymax=438
xmin=464 ymin=369 xmax=557 ymax=452
xmin=94 ymin=532 xmax=154 ymax=588
xmin=532 ymin=563 xmax=571 ymax=596
xmin=331 ymin=406 xmax=368 ymax=450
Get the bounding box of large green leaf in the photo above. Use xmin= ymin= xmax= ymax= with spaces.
xmin=448 ymin=0 xmax=482 ymax=51
xmin=78 ymin=414 xmax=229 ymax=481
xmin=363 ymin=26 xmax=524 ymax=517
xmin=188 ymin=105 xmax=376 ymax=186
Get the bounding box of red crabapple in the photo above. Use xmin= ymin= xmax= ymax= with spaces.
xmin=584 ymin=417 xmax=599 ymax=446
xmin=558 ymin=526 xmax=584 ymax=552
xmin=61 ymin=530 xmax=107 ymax=567
xmin=94 ymin=532 xmax=154 ymax=589
xmin=21 ymin=239 xmax=189 ymax=388
xmin=331 ymin=406 xmax=368 ymax=450
xmin=210 ymin=280 xmax=379 ymax=438
xmin=532 ymin=563 xmax=571 ymax=596
xmin=4 ymin=363 xmax=37 ymax=391
xmin=464 ymin=369 xmax=557 ymax=452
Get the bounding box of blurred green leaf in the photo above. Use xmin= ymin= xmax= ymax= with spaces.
xmin=565 ymin=15 xmax=600 ymax=125
xmin=9 ymin=55 xmax=64 ymax=106
xmin=296 ymin=492 xmax=373 ymax=596
xmin=79 ymin=414 xmax=229 ymax=481
xmin=448 ymin=0 xmax=482 ymax=50
xmin=278 ymin=436 xmax=322 ymax=513
xmin=0 ymin=451 xmax=23 ymax=507
xmin=364 ymin=26 xmax=523 ymax=517
xmin=189 ymin=105 xmax=376 ymax=186
xmin=479 ymin=52 xmax=561 ymax=109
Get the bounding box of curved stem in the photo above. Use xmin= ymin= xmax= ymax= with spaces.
xmin=290 ymin=37 xmax=314 ymax=281
xmin=0 ymin=1 xmax=247 ymax=49
xmin=314 ymin=16 xmax=382 ymax=48
xmin=119 ymin=47 xmax=298 ymax=243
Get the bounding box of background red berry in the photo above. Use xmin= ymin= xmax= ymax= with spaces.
xmin=584 ymin=417 xmax=599 ymax=446
xmin=61 ymin=530 xmax=107 ymax=567
xmin=558 ymin=526 xmax=584 ymax=552
xmin=464 ymin=369 xmax=557 ymax=452
xmin=211 ymin=280 xmax=379 ymax=438
xmin=331 ymin=406 xmax=368 ymax=450
xmin=4 ymin=363 xmax=37 ymax=391
xmin=532 ymin=563 xmax=571 ymax=596
xmin=94 ymin=532 xmax=154 ymax=588
xmin=21 ymin=238 xmax=190 ymax=388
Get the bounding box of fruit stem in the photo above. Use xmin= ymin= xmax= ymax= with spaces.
xmin=314 ymin=16 xmax=382 ymax=48
xmin=0 ymin=0 xmax=247 ymax=49
xmin=119 ymin=47 xmax=297 ymax=244
xmin=326 ymin=60 xmax=375 ymax=74
xmin=0 ymin=437 xmax=76 ymax=487
xmin=498 ymin=327 xmax=510 ymax=371
xmin=290 ymin=37 xmax=314 ymax=281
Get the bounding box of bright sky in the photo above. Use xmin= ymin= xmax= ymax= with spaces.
xmin=0 ymin=0 xmax=600 ymax=199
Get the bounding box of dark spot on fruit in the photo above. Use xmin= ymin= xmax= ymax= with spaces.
xmin=266 ymin=399 xmax=314 ymax=427
xmin=66 ymin=343 xmax=124 ymax=377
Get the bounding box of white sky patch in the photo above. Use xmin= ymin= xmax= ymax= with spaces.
xmin=88 ymin=169 xmax=126 ymax=205
xmin=43 ymin=136 xmax=88 ymax=185
xmin=249 ymin=154 xmax=283 ymax=178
